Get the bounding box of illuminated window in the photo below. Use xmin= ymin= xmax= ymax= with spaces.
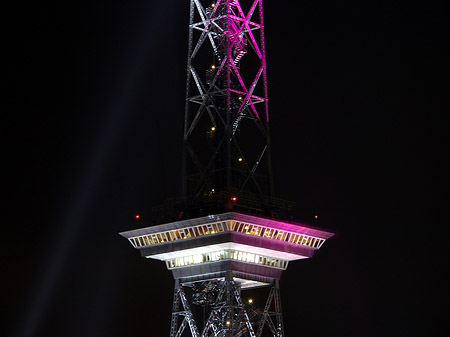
xmin=197 ymin=226 xmax=205 ymax=235
xmin=143 ymin=236 xmax=149 ymax=245
xmin=270 ymin=231 xmax=276 ymax=239
xmin=259 ymin=227 xmax=266 ymax=237
xmin=227 ymin=221 xmax=233 ymax=230
xmin=179 ymin=229 xmax=186 ymax=239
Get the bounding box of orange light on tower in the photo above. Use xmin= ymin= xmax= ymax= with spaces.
xmin=135 ymin=214 xmax=140 ymax=219
xmin=230 ymin=196 xmax=237 ymax=202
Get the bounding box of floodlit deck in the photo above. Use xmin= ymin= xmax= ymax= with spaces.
xmin=120 ymin=212 xmax=333 ymax=282
xmin=120 ymin=212 xmax=333 ymax=254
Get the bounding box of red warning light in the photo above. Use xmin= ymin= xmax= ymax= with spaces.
xmin=314 ymin=215 xmax=318 ymax=219
xmin=135 ymin=214 xmax=140 ymax=219
xmin=230 ymin=197 xmax=237 ymax=202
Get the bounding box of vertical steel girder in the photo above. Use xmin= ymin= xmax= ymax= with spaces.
xmin=169 ymin=277 xmax=284 ymax=337
xmin=256 ymin=280 xmax=284 ymax=337
xmin=182 ymin=0 xmax=274 ymax=201
xmin=171 ymin=279 xmax=201 ymax=337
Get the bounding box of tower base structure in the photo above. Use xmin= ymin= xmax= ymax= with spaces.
xmin=120 ymin=212 xmax=333 ymax=336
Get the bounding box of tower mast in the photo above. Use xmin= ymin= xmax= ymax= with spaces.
xmin=182 ymin=0 xmax=274 ymax=213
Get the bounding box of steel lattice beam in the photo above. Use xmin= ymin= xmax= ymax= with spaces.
xmin=182 ymin=0 xmax=274 ymax=205
xmin=169 ymin=276 xmax=284 ymax=337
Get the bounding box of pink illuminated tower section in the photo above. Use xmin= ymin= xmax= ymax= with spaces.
xmin=181 ymin=0 xmax=274 ymax=207
xmin=121 ymin=1 xmax=334 ymax=336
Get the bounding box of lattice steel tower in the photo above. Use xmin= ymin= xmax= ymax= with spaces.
xmin=181 ymin=0 xmax=274 ymax=213
xmin=120 ymin=1 xmax=334 ymax=336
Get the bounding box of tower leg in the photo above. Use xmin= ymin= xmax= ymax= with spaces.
xmin=273 ymin=280 xmax=285 ymax=337
xmin=169 ymin=280 xmax=180 ymax=337
xmin=256 ymin=281 xmax=285 ymax=337
xmin=169 ymin=279 xmax=200 ymax=337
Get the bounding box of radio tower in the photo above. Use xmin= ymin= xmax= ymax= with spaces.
xmin=120 ymin=1 xmax=334 ymax=336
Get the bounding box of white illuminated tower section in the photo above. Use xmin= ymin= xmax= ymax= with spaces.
xmin=121 ymin=1 xmax=334 ymax=336
xmin=120 ymin=213 xmax=333 ymax=337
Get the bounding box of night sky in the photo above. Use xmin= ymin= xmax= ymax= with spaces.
xmin=3 ymin=1 xmax=448 ymax=337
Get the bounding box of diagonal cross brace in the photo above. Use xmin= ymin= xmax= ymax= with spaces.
xmin=178 ymin=285 xmax=201 ymax=337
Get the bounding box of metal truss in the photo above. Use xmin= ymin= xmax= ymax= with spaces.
xmin=169 ymin=275 xmax=284 ymax=337
xmin=182 ymin=0 xmax=274 ymax=205
xmin=255 ymin=280 xmax=284 ymax=337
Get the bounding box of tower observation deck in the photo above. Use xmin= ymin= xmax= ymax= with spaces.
xmin=120 ymin=1 xmax=334 ymax=336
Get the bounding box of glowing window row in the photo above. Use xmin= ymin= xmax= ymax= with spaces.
xmin=129 ymin=220 xmax=324 ymax=249
xmin=129 ymin=221 xmax=228 ymax=248
xmin=165 ymin=250 xmax=289 ymax=270
xmin=230 ymin=221 xmax=325 ymax=249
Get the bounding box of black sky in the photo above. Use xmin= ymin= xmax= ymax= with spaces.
xmin=3 ymin=1 xmax=449 ymax=337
